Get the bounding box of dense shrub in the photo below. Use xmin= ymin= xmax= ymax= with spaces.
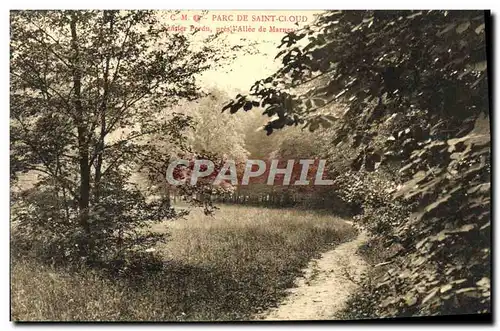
xmin=11 ymin=173 xmax=178 ymax=269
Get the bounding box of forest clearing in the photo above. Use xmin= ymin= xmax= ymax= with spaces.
xmin=12 ymin=205 xmax=357 ymax=321
xmin=10 ymin=9 xmax=491 ymax=322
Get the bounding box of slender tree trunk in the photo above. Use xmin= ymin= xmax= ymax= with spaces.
xmin=94 ymin=11 xmax=114 ymax=203
xmin=70 ymin=13 xmax=91 ymax=242
xmin=163 ymin=181 xmax=171 ymax=207
xmin=54 ymin=155 xmax=70 ymax=221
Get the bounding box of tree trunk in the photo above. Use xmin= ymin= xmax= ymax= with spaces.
xmin=94 ymin=11 xmax=114 ymax=203
xmin=70 ymin=13 xmax=91 ymax=247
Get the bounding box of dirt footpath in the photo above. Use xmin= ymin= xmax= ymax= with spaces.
xmin=257 ymin=227 xmax=369 ymax=321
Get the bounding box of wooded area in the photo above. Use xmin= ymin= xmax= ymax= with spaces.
xmin=10 ymin=10 xmax=491 ymax=321
xmin=224 ymin=10 xmax=491 ymax=318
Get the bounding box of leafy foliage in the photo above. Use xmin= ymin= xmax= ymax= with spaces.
xmin=225 ymin=10 xmax=491 ymax=317
xmin=10 ymin=10 xmax=223 ymax=265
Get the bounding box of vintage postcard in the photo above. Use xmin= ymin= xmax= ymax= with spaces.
xmin=10 ymin=9 xmax=491 ymax=322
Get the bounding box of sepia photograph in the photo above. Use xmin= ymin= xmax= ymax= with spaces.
xmin=9 ymin=8 xmax=492 ymax=322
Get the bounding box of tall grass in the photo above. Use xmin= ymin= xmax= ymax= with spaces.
xmin=11 ymin=205 xmax=356 ymax=321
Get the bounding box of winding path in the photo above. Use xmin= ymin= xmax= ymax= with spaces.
xmin=257 ymin=227 xmax=369 ymax=321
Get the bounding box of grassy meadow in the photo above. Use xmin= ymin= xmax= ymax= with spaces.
xmin=11 ymin=205 xmax=356 ymax=321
